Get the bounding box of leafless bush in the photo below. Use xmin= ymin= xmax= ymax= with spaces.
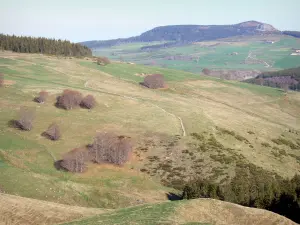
xmin=0 ymin=185 xmax=4 ymax=193
xmin=16 ymin=107 xmax=36 ymax=131
xmin=97 ymin=57 xmax=110 ymax=66
xmin=0 ymin=73 xmax=4 ymax=87
xmin=90 ymin=132 xmax=132 ymax=166
xmin=142 ymin=74 xmax=166 ymax=89
xmin=60 ymin=148 xmax=89 ymax=173
xmin=280 ymin=83 xmax=289 ymax=92
xmin=34 ymin=91 xmax=48 ymax=103
xmin=43 ymin=123 xmax=61 ymax=141
xmin=56 ymin=89 xmax=83 ymax=110
xmin=202 ymin=68 xmax=211 ymax=75
xmin=81 ymin=95 xmax=96 ymax=109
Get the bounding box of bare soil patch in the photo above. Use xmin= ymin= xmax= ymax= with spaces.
xmin=3 ymin=80 xmax=16 ymax=86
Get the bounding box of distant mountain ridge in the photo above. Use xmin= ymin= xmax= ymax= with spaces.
xmin=81 ymin=21 xmax=280 ymax=49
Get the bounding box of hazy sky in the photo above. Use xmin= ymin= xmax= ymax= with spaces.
xmin=0 ymin=0 xmax=299 ymax=42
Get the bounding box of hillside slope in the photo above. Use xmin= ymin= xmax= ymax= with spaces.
xmin=62 ymin=199 xmax=297 ymax=225
xmin=0 ymin=51 xmax=300 ymax=224
xmin=0 ymin=193 xmax=106 ymax=225
xmin=81 ymin=21 xmax=279 ymax=48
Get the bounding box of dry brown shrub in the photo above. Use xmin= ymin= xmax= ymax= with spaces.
xmin=142 ymin=74 xmax=166 ymax=89
xmin=15 ymin=107 xmax=36 ymax=131
xmin=34 ymin=91 xmax=49 ymax=103
xmin=202 ymin=68 xmax=211 ymax=75
xmin=43 ymin=123 xmax=61 ymax=141
xmin=81 ymin=95 xmax=96 ymax=109
xmin=90 ymin=132 xmax=132 ymax=166
xmin=97 ymin=56 xmax=110 ymax=66
xmin=60 ymin=148 xmax=89 ymax=173
xmin=56 ymin=89 xmax=83 ymax=110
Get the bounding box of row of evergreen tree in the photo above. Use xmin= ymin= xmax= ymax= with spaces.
xmin=182 ymin=163 xmax=300 ymax=223
xmin=0 ymin=34 xmax=92 ymax=57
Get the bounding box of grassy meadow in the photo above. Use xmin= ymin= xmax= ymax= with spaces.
xmin=0 ymin=51 xmax=300 ymax=224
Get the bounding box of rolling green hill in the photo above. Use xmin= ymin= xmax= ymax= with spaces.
xmin=0 ymin=51 xmax=300 ymax=224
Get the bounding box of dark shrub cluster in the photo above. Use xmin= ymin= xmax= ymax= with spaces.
xmin=272 ymin=137 xmax=299 ymax=149
xmin=34 ymin=91 xmax=49 ymax=103
xmin=90 ymin=132 xmax=132 ymax=166
xmin=43 ymin=123 xmax=61 ymax=141
xmin=81 ymin=95 xmax=96 ymax=109
xmin=142 ymin=74 xmax=166 ymax=89
xmin=15 ymin=107 xmax=36 ymax=131
xmin=56 ymin=89 xmax=83 ymax=110
xmin=96 ymin=57 xmax=110 ymax=66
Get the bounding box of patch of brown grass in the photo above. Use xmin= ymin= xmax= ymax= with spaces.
xmin=0 ymin=193 xmax=106 ymax=225
xmin=3 ymin=80 xmax=16 ymax=86
xmin=173 ymin=198 xmax=297 ymax=225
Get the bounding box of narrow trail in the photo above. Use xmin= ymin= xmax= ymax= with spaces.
xmin=83 ymin=80 xmax=186 ymax=136
xmin=44 ymin=148 xmax=57 ymax=162
xmin=246 ymin=98 xmax=280 ymax=105
xmin=246 ymin=51 xmax=271 ymax=68
xmin=187 ymin=91 xmax=294 ymax=130
xmin=84 ymin=80 xmax=89 ymax=88
xmin=151 ymin=104 xmax=186 ymax=137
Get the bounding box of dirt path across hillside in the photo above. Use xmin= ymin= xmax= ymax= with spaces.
xmin=84 ymin=80 xmax=187 ymax=136
xmin=246 ymin=51 xmax=271 ymax=68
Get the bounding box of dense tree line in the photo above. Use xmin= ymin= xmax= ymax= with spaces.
xmin=244 ymin=67 xmax=300 ymax=91
xmin=182 ymin=163 xmax=300 ymax=223
xmin=0 ymin=34 xmax=92 ymax=57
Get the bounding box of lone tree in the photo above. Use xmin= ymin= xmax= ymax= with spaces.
xmin=81 ymin=95 xmax=96 ymax=109
xmin=97 ymin=56 xmax=110 ymax=66
xmin=90 ymin=132 xmax=132 ymax=166
xmin=43 ymin=123 xmax=61 ymax=141
xmin=142 ymin=74 xmax=166 ymax=89
xmin=34 ymin=91 xmax=48 ymax=103
xmin=60 ymin=148 xmax=89 ymax=173
xmin=56 ymin=89 xmax=83 ymax=110
xmin=16 ymin=107 xmax=36 ymax=131
xmin=0 ymin=73 xmax=4 ymax=87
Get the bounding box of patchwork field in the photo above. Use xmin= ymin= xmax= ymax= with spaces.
xmin=93 ymin=35 xmax=300 ymax=74
xmin=0 ymin=51 xmax=300 ymax=224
